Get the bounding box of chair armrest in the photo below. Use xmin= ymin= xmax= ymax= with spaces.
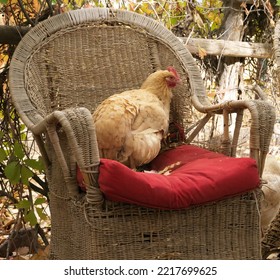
xmin=33 ymin=107 xmax=102 ymax=203
xmin=191 ymin=97 xmax=275 ymax=176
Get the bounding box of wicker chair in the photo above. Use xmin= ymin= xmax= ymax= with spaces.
xmin=9 ymin=8 xmax=276 ymax=259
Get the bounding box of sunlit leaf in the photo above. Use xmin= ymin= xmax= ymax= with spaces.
xmin=139 ymin=3 xmax=153 ymax=16
xmin=211 ymin=22 xmax=219 ymax=32
xmin=207 ymin=11 xmax=216 ymax=21
xmin=169 ymin=16 xmax=179 ymax=27
xmin=20 ymin=124 xmax=27 ymax=140
xmin=74 ymin=0 xmax=84 ymax=8
xmin=215 ymin=14 xmax=222 ymax=26
xmin=21 ymin=133 xmax=27 ymax=141
xmin=20 ymin=124 xmax=26 ymax=131
xmin=4 ymin=161 xmax=21 ymax=184
xmin=179 ymin=1 xmax=187 ymax=8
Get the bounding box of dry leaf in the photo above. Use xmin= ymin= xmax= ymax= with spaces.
xmin=30 ymin=245 xmax=49 ymax=260
xmin=240 ymin=2 xmax=250 ymax=16
xmin=198 ymin=46 xmax=207 ymax=59
xmin=207 ymin=91 xmax=216 ymax=99
xmin=265 ymin=0 xmax=274 ymax=18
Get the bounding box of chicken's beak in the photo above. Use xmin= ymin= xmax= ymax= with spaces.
xmin=177 ymin=77 xmax=182 ymax=85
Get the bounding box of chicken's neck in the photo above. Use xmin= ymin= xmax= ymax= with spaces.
xmin=141 ymin=84 xmax=172 ymax=112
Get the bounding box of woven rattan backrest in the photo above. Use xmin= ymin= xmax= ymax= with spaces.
xmin=10 ymin=8 xmax=209 ymax=131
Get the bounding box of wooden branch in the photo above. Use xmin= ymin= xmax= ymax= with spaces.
xmin=181 ymin=37 xmax=271 ymax=58
xmin=0 ymin=25 xmax=272 ymax=59
xmin=0 ymin=26 xmax=31 ymax=45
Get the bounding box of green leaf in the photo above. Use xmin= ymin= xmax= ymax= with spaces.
xmin=37 ymin=156 xmax=45 ymax=172
xmin=36 ymin=207 xmax=48 ymax=220
xmin=0 ymin=148 xmax=7 ymax=162
xmin=169 ymin=16 xmax=179 ymax=27
xmin=21 ymin=165 xmax=34 ymax=185
xmin=21 ymin=133 xmax=27 ymax=141
xmin=34 ymin=197 xmax=46 ymax=205
xmin=25 ymin=158 xmax=45 ymax=172
xmin=25 ymin=210 xmax=38 ymax=226
xmin=20 ymin=124 xmax=26 ymax=131
xmin=4 ymin=161 xmax=21 ymax=184
xmin=16 ymin=199 xmax=31 ymax=211
xmin=0 ymin=0 xmax=8 ymax=4
xmin=14 ymin=141 xmax=25 ymax=160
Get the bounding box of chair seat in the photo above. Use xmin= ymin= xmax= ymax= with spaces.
xmin=98 ymin=145 xmax=260 ymax=209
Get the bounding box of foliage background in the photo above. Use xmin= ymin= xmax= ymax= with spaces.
xmin=0 ymin=0 xmax=279 ymax=258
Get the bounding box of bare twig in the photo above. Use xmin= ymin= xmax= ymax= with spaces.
xmin=17 ymin=0 xmax=35 ymax=26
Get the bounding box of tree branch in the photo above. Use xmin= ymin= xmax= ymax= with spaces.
xmin=182 ymin=37 xmax=271 ymax=58
xmin=0 ymin=26 xmax=31 ymax=45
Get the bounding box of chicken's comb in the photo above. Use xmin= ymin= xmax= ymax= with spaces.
xmin=167 ymin=66 xmax=180 ymax=80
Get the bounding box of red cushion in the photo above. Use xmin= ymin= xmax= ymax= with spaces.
xmin=98 ymin=145 xmax=260 ymax=209
xmin=150 ymin=145 xmax=225 ymax=170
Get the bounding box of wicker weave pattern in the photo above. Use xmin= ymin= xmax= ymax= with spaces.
xmin=24 ymin=24 xmax=194 ymax=125
xmin=49 ymin=191 xmax=261 ymax=260
xmin=9 ymin=8 xmax=275 ymax=259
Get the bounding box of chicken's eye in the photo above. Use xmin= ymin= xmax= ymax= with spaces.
xmin=166 ymin=76 xmax=178 ymax=88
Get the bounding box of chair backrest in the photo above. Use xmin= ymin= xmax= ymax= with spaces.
xmin=9 ymin=8 xmax=209 ymax=132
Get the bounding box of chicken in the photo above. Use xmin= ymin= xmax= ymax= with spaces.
xmin=261 ymin=155 xmax=280 ymax=232
xmin=92 ymin=67 xmax=181 ymax=168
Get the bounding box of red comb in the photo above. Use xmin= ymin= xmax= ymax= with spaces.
xmin=167 ymin=66 xmax=180 ymax=80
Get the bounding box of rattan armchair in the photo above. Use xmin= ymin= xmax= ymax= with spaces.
xmin=9 ymin=8 xmax=276 ymax=259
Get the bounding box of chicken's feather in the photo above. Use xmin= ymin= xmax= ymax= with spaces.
xmin=92 ymin=68 xmax=180 ymax=168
